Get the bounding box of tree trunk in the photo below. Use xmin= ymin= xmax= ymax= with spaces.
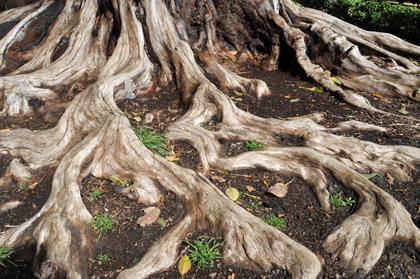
xmin=0 ymin=0 xmax=420 ymax=278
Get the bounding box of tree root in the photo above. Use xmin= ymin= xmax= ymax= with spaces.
xmin=1 ymin=0 xmax=420 ymax=278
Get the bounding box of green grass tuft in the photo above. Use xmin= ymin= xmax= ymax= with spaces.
xmin=96 ymin=253 xmax=111 ymax=262
xmin=261 ymin=214 xmax=286 ymax=230
xmin=87 ymin=213 xmax=114 ymax=242
xmin=131 ymin=126 xmax=168 ymax=156
xmin=242 ymin=140 xmax=265 ymax=151
xmin=89 ymin=189 xmax=103 ymax=201
xmin=0 ymin=245 xmax=16 ymax=267
xmin=184 ymin=236 xmax=225 ymax=271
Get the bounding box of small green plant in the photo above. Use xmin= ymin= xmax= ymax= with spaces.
xmin=184 ymin=236 xmax=225 ymax=271
xmin=261 ymin=215 xmax=286 ymax=231
xmin=242 ymin=140 xmax=265 ymax=151
xmin=0 ymin=245 xmax=16 ymax=267
xmin=246 ymin=202 xmax=259 ymax=210
xmin=87 ymin=213 xmax=114 ymax=242
xmin=201 ymin=124 xmax=213 ymax=130
xmin=89 ymin=189 xmax=103 ymax=201
xmin=18 ymin=182 xmax=26 ymax=191
xmin=110 ymin=175 xmax=126 ymax=188
xmin=131 ymin=126 xmax=168 ymax=156
xmin=329 ymin=193 xmax=355 ymax=208
xmin=96 ymin=253 xmax=111 ymax=262
xmin=133 ymin=258 xmax=139 ymax=264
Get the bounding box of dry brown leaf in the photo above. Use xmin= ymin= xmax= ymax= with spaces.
xmin=246 ymin=186 xmax=255 ymax=192
xmin=209 ymin=272 xmax=217 ymax=278
xmin=212 ymin=175 xmax=226 ymax=183
xmin=137 ymin=207 xmax=161 ymax=226
xmin=386 ymin=173 xmax=394 ymax=185
xmin=227 ymin=273 xmax=235 ymax=279
xmin=268 ymin=182 xmax=289 ymax=197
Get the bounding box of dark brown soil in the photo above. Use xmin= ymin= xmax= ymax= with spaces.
xmin=1 ymin=68 xmax=420 ymax=279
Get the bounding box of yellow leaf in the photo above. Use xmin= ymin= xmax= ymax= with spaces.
xmin=372 ymin=94 xmax=383 ymax=99
xmin=329 ymin=77 xmax=342 ymax=86
xmin=298 ymin=86 xmax=316 ymax=91
xmin=178 ymin=254 xmax=191 ymax=277
xmin=228 ymin=51 xmax=237 ymax=55
xmin=133 ymin=116 xmax=142 ymax=122
xmin=234 ymin=91 xmax=243 ymax=96
xmin=166 ymin=151 xmax=179 ymax=161
xmin=226 ymin=187 xmax=240 ymax=201
xmin=0 ymin=124 xmax=16 ymax=132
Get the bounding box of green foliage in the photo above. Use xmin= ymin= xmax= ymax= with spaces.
xmin=246 ymin=202 xmax=259 ymax=210
xmin=89 ymin=189 xmax=103 ymax=201
xmin=87 ymin=213 xmax=114 ymax=242
xmin=96 ymin=253 xmax=111 ymax=262
xmin=242 ymin=140 xmax=265 ymax=151
xmin=201 ymin=124 xmax=213 ymax=130
xmin=184 ymin=236 xmax=225 ymax=271
xmin=131 ymin=126 xmax=168 ymax=156
xmin=261 ymin=215 xmax=286 ymax=230
xmin=297 ymin=0 xmax=420 ymax=45
xmin=110 ymin=175 xmax=126 ymax=188
xmin=329 ymin=193 xmax=355 ymax=208
xmin=0 ymin=245 xmax=16 ymax=267
xmin=18 ymin=182 xmax=26 ymax=191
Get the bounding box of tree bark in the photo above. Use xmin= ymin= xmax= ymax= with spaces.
xmin=0 ymin=0 xmax=420 ymax=278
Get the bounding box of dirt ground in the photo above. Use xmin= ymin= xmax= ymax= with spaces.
xmin=1 ymin=68 xmax=420 ymax=279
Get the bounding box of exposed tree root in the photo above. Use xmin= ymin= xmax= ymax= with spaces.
xmin=0 ymin=0 xmax=420 ymax=278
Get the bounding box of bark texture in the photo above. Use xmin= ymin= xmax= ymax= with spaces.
xmin=0 ymin=0 xmax=420 ymax=278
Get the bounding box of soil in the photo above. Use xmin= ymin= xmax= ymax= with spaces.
xmin=1 ymin=68 xmax=420 ymax=279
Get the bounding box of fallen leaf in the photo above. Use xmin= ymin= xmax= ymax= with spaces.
xmin=166 ymin=151 xmax=179 ymax=161
xmin=372 ymin=94 xmax=384 ymax=99
xmin=209 ymin=272 xmax=217 ymax=278
xmin=246 ymin=186 xmax=256 ymax=192
xmin=363 ymin=173 xmax=381 ymax=180
xmin=329 ymin=77 xmax=342 ymax=86
xmin=110 ymin=175 xmax=119 ymax=182
xmin=228 ymin=51 xmax=237 ymax=55
xmin=28 ymin=183 xmax=38 ymax=190
xmin=137 ymin=207 xmax=161 ymax=226
xmin=289 ymin=98 xmax=299 ymax=103
xmin=244 ymin=193 xmax=260 ymax=199
xmin=133 ymin=116 xmax=142 ymax=122
xmin=315 ymin=86 xmax=323 ymax=93
xmin=226 ymin=187 xmax=240 ymax=201
xmin=398 ymin=104 xmax=409 ymax=114
xmin=209 ymin=168 xmax=228 ymax=175
xmin=268 ymin=182 xmax=289 ymax=197
xmin=212 ymin=175 xmax=226 ymax=183
xmin=234 ymin=91 xmax=243 ymax=96
xmin=178 ymin=254 xmax=191 ymax=278
xmin=227 ymin=273 xmax=235 ymax=279
xmin=0 ymin=124 xmax=16 ymax=132
xmin=298 ymin=86 xmax=316 ymax=91
xmin=395 ymin=189 xmax=408 ymax=196
xmin=157 ymin=218 xmax=167 ymax=227
xmin=386 ymin=173 xmax=394 ymax=185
